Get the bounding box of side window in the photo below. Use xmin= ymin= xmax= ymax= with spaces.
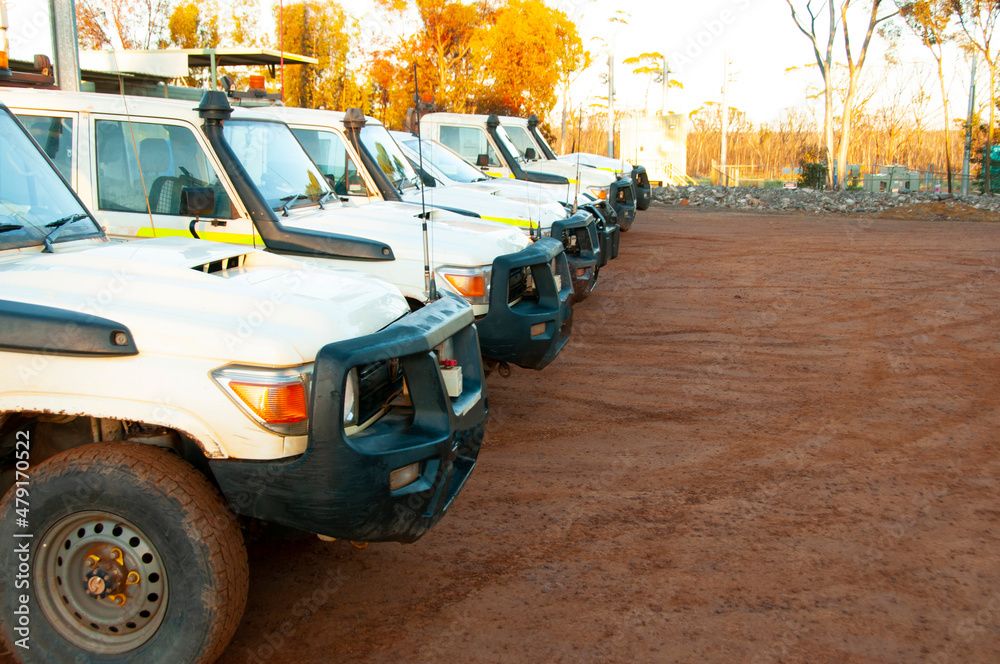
xmin=292 ymin=128 xmax=368 ymax=197
xmin=17 ymin=115 xmax=73 ymax=182
xmin=439 ymin=125 xmax=500 ymax=168
xmin=94 ymin=120 xmax=235 ymax=218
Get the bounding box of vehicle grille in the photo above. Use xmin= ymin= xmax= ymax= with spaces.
xmin=358 ymin=358 xmax=404 ymax=424
xmin=508 ymin=266 xmax=536 ymax=304
xmin=560 ymin=228 xmax=587 ymax=256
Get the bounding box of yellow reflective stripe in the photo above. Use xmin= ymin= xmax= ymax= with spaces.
xmin=595 ymin=166 xmax=616 ymax=173
xmin=480 ymin=215 xmax=538 ymax=229
xmin=135 ymin=226 xmax=260 ymax=246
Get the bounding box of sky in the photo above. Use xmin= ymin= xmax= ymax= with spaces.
xmin=4 ymin=0 xmax=979 ymax=128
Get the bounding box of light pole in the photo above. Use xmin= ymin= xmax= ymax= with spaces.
xmin=721 ymin=58 xmax=729 ymax=187
xmin=962 ymin=52 xmax=978 ymax=196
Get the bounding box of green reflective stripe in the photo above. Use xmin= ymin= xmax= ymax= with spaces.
xmin=135 ymin=227 xmax=260 ymax=246
xmin=480 ymin=215 xmax=538 ymax=229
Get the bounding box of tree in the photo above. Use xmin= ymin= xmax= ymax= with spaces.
xmin=952 ymin=0 xmax=1000 ymax=193
xmin=470 ymin=0 xmax=587 ymax=119
xmin=168 ymin=1 xmax=220 ymax=49
xmin=786 ymin=0 xmax=840 ymax=188
xmin=624 ymin=52 xmax=683 ymax=115
xmin=379 ymin=0 xmax=491 ymax=113
xmin=75 ymin=0 xmax=172 ymax=50
xmin=898 ymin=1 xmax=957 ymax=192
xmin=834 ymin=1 xmax=899 ymax=190
xmin=276 ymin=1 xmax=359 ymax=110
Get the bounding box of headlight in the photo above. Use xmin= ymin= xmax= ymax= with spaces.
xmin=438 ymin=265 xmax=492 ymax=305
xmin=586 ymin=186 xmax=609 ymax=201
xmin=213 ymin=364 xmax=312 ymax=435
xmin=342 ymin=368 xmax=359 ymax=427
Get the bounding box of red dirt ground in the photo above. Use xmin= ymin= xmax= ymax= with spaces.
xmin=219 ymin=206 xmax=1000 ymax=664
xmin=5 ymin=206 xmax=997 ymax=663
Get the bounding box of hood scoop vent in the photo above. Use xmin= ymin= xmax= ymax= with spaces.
xmin=193 ymin=254 xmax=248 ymax=276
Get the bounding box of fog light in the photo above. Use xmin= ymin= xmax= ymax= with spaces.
xmin=389 ymin=463 xmax=421 ymax=491
xmin=530 ymin=322 xmax=547 ymax=337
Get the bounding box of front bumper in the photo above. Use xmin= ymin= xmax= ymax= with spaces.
xmin=581 ymin=203 xmax=621 ymax=267
xmin=632 ymin=166 xmax=652 ymax=211
xmin=209 ymin=295 xmax=488 ymax=543
xmin=550 ymin=211 xmax=600 ymax=301
xmin=476 ymin=237 xmax=574 ymax=370
xmin=610 ymin=177 xmax=638 ymax=231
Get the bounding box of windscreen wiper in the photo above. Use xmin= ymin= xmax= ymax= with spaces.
xmin=276 ymin=194 xmax=310 ymax=217
xmin=317 ymin=191 xmax=334 ymax=210
xmin=42 ymin=213 xmax=91 ymax=253
xmin=0 ymin=224 xmax=24 ymax=234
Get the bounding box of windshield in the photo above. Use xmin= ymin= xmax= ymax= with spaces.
xmin=0 ymin=110 xmax=100 ymax=250
xmin=504 ymin=125 xmax=542 ymax=161
xmin=359 ymin=125 xmax=420 ymax=192
xmin=494 ymin=125 xmax=525 ymax=165
xmin=222 ymin=120 xmax=331 ymax=210
xmin=399 ymin=138 xmax=488 ymax=185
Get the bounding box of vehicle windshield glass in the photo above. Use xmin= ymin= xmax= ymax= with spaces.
xmin=494 ymin=125 xmax=525 ymax=164
xmin=359 ymin=125 xmax=419 ymax=192
xmin=222 ymin=119 xmax=331 ymax=210
xmin=0 ymin=111 xmax=100 ymax=250
xmin=533 ymin=127 xmax=557 ymax=158
xmin=400 ymin=138 xmax=487 ymax=184
xmin=504 ymin=125 xmax=541 ymax=160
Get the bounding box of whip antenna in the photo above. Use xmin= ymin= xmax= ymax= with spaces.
xmin=572 ymin=108 xmax=583 ymax=214
xmin=413 ymin=64 xmax=437 ymax=301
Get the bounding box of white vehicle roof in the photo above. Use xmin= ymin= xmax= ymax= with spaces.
xmin=254 ymin=104 xmax=385 ymax=128
xmin=421 ymin=112 xmax=496 ymax=125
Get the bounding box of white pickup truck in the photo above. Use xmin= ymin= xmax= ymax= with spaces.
xmin=390 ymin=131 xmax=621 ymax=277
xmin=257 ymin=105 xmax=605 ymax=300
xmin=420 ymin=112 xmax=639 ymax=231
xmin=0 ymin=88 xmax=574 ymax=371
xmin=501 ymin=114 xmax=653 ymax=212
xmin=0 ymin=102 xmax=488 ymax=663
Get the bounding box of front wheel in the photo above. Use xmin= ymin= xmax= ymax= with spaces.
xmin=0 ymin=442 xmax=248 ymax=663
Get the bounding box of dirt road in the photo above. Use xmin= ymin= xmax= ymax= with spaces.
xmin=9 ymin=207 xmax=993 ymax=664
xmin=213 ymin=207 xmax=1000 ymax=664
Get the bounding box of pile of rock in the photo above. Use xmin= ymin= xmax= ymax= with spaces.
xmin=652 ymin=185 xmax=1000 ymax=215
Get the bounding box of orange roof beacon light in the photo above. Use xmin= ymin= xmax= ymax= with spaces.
xmin=0 ymin=0 xmax=10 ymax=75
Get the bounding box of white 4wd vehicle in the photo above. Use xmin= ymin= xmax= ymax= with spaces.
xmin=0 ymin=103 xmax=488 ymax=662
xmin=258 ymin=105 xmax=605 ymax=300
xmin=420 ymin=112 xmax=638 ymax=231
xmin=0 ymin=88 xmax=574 ymax=370
xmin=390 ymin=131 xmax=621 ymax=281
xmin=501 ymin=114 xmax=653 ymax=212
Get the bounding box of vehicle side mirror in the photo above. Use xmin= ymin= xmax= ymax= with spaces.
xmin=180 ymin=187 xmax=216 ymax=217
xmin=476 ymin=154 xmax=489 ymax=168
xmin=524 ymin=147 xmax=537 ymax=160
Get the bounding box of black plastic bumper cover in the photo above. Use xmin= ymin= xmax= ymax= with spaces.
xmin=476 ymin=237 xmax=573 ymax=370
xmin=550 ymin=211 xmax=600 ymax=300
xmin=209 ymin=295 xmax=488 ymax=543
xmin=611 ymin=177 xmax=637 ymax=231
xmin=632 ymin=166 xmax=652 ymax=211
xmin=580 ymin=204 xmax=620 ymax=267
